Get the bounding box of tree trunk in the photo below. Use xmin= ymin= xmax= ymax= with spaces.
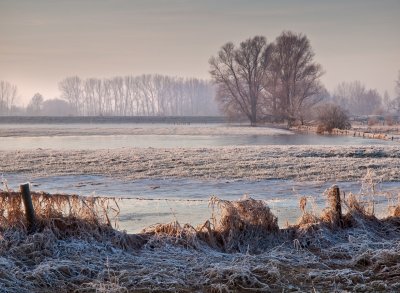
xmin=251 ymin=96 xmax=257 ymax=126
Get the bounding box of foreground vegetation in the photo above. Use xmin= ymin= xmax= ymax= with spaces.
xmin=0 ymin=184 xmax=399 ymax=292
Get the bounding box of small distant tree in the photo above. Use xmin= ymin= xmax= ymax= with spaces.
xmin=0 ymin=81 xmax=18 ymax=114
xmin=383 ymin=91 xmax=391 ymax=113
xmin=395 ymin=71 xmax=400 ymax=111
xmin=26 ymin=93 xmax=44 ymax=115
xmin=317 ymin=103 xmax=351 ymax=133
xmin=42 ymin=99 xmax=74 ymax=116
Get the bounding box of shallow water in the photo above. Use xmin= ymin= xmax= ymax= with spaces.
xmin=3 ymin=173 xmax=399 ymax=233
xmin=0 ymin=123 xmax=395 ymax=149
xmin=0 ymin=133 xmax=393 ymax=150
xmin=1 ymin=123 xmax=397 ymax=231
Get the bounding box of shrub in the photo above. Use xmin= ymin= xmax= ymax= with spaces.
xmin=317 ymin=104 xmax=351 ymax=133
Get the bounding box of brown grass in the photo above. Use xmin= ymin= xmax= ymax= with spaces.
xmin=144 ymin=196 xmax=279 ymax=253
xmin=1 ymin=187 xmax=400 ymax=292
xmin=0 ymin=191 xmax=116 ymax=233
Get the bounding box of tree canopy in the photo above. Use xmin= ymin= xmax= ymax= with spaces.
xmin=209 ymin=31 xmax=324 ymax=125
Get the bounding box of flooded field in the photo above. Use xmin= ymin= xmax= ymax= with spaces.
xmin=1 ymin=122 xmax=400 ymax=292
xmin=3 ymin=173 xmax=400 ymax=232
xmin=0 ymin=123 xmax=395 ymax=150
xmin=1 ymin=123 xmax=399 ymax=233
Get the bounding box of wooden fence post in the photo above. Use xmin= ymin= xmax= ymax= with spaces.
xmin=328 ymin=185 xmax=343 ymax=228
xmin=20 ymin=183 xmax=36 ymax=233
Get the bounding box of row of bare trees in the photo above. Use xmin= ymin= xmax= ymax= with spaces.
xmin=332 ymin=81 xmax=382 ymax=116
xmin=58 ymin=75 xmax=217 ymax=116
xmin=330 ymin=71 xmax=400 ymax=117
xmin=209 ymin=31 xmax=324 ymax=125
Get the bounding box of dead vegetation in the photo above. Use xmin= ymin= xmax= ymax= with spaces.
xmin=0 ymin=191 xmax=119 ymax=237
xmin=1 ymin=184 xmax=400 ymax=292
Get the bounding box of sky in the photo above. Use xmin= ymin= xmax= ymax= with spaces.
xmin=0 ymin=0 xmax=399 ymax=105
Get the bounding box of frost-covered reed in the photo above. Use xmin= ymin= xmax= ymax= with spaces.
xmin=0 ymin=185 xmax=399 ymax=292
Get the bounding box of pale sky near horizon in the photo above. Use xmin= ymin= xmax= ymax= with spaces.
xmin=1 ymin=0 xmax=399 ymax=105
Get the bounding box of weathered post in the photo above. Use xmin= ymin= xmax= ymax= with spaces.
xmin=328 ymin=185 xmax=343 ymax=228
xmin=20 ymin=183 xmax=36 ymax=233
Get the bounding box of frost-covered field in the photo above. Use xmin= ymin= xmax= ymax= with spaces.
xmin=1 ymin=146 xmax=400 ymax=182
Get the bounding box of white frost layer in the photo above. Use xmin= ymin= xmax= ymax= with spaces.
xmin=1 ymin=145 xmax=400 ymax=182
xmin=1 ymin=219 xmax=399 ymax=292
xmin=0 ymin=124 xmax=293 ymax=137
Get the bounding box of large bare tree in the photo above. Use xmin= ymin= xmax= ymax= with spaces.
xmin=271 ymin=31 xmax=324 ymax=125
xmin=209 ymin=36 xmax=273 ymax=125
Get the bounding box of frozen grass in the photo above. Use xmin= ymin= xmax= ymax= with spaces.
xmin=1 ymin=187 xmax=400 ymax=292
xmin=1 ymin=145 xmax=400 ymax=182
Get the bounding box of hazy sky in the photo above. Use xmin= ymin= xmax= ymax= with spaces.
xmin=1 ymin=0 xmax=399 ymax=105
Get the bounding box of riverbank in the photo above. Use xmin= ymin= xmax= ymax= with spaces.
xmin=293 ymin=125 xmax=399 ymax=141
xmin=0 ymin=189 xmax=399 ymax=292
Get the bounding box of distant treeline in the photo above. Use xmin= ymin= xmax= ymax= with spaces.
xmin=0 ymin=74 xmax=219 ymax=117
xmin=57 ymin=75 xmax=218 ymax=117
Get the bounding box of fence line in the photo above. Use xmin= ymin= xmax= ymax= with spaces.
xmin=107 ymin=196 xmax=210 ymax=202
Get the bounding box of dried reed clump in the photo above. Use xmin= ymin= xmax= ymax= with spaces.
xmin=297 ymin=196 xmax=320 ymax=226
xmin=142 ymin=221 xmax=200 ymax=249
xmin=344 ymin=192 xmax=373 ymax=217
xmin=318 ymin=185 xmax=375 ymax=229
xmin=393 ymin=205 xmax=400 ymax=217
xmin=297 ymin=212 xmax=320 ymax=226
xmin=319 ymin=185 xmax=345 ymax=229
xmin=0 ymin=191 xmax=121 ymax=241
xmin=211 ymin=197 xmax=279 ymax=253
xmin=143 ymin=197 xmax=280 ymax=253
